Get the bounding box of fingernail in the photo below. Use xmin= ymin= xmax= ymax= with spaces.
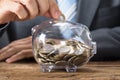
xmin=54 ymin=11 xmax=61 ymax=19
xmin=6 ymin=59 xmax=11 ymax=63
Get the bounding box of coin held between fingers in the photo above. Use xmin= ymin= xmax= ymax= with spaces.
xmin=59 ymin=14 xmax=66 ymax=22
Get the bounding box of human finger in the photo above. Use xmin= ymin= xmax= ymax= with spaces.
xmin=0 ymin=36 xmax=32 ymax=54
xmin=19 ymin=0 xmax=39 ymax=19
xmin=48 ymin=0 xmax=61 ymax=19
xmin=44 ymin=12 xmax=52 ymax=18
xmin=12 ymin=36 xmax=32 ymax=44
xmin=7 ymin=1 xmax=28 ymax=19
xmin=6 ymin=49 xmax=33 ymax=63
xmin=36 ymin=0 xmax=49 ymax=15
xmin=0 ymin=44 xmax=32 ymax=61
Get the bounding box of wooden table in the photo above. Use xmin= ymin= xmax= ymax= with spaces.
xmin=0 ymin=60 xmax=120 ymax=80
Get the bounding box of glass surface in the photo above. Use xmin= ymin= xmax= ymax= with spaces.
xmin=32 ymin=19 xmax=96 ymax=72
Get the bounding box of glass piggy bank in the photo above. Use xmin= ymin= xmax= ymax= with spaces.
xmin=32 ymin=19 xmax=96 ymax=72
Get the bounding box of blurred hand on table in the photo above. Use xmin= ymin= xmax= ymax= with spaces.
xmin=0 ymin=36 xmax=33 ymax=63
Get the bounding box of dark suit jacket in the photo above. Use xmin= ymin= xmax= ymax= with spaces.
xmin=0 ymin=27 xmax=5 ymax=37
xmin=1 ymin=0 xmax=120 ymax=61
xmin=77 ymin=0 xmax=120 ymax=60
xmin=0 ymin=24 xmax=9 ymax=38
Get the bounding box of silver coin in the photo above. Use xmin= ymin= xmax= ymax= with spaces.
xmin=45 ymin=39 xmax=56 ymax=45
xmin=58 ymin=14 xmax=66 ymax=22
xmin=40 ymin=44 xmax=55 ymax=54
xmin=53 ymin=53 xmax=67 ymax=61
xmin=47 ymin=50 xmax=59 ymax=57
xmin=73 ymin=57 xmax=87 ymax=66
xmin=74 ymin=49 xmax=85 ymax=55
xmin=55 ymin=61 xmax=67 ymax=66
xmin=63 ymin=54 xmax=75 ymax=61
xmin=58 ymin=46 xmax=70 ymax=54
xmin=66 ymin=40 xmax=76 ymax=46
xmin=81 ymin=49 xmax=90 ymax=58
xmin=38 ymin=52 xmax=48 ymax=59
xmin=68 ymin=56 xmax=77 ymax=66
xmin=40 ymin=58 xmax=48 ymax=63
xmin=36 ymin=53 xmax=43 ymax=58
xmin=46 ymin=59 xmax=55 ymax=63
xmin=66 ymin=40 xmax=80 ymax=50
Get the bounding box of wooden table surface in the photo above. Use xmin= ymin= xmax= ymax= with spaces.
xmin=0 ymin=60 xmax=120 ymax=80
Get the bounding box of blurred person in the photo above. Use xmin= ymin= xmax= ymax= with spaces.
xmin=0 ymin=0 xmax=120 ymax=63
xmin=0 ymin=0 xmax=61 ymax=37
xmin=0 ymin=0 xmax=61 ymax=62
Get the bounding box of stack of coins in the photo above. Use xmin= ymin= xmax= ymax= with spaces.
xmin=34 ymin=39 xmax=91 ymax=67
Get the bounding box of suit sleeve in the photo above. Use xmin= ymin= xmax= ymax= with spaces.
xmin=91 ymin=27 xmax=120 ymax=61
xmin=0 ymin=23 xmax=9 ymax=38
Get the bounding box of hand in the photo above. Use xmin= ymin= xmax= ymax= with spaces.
xmin=0 ymin=0 xmax=61 ymax=24
xmin=0 ymin=36 xmax=33 ymax=63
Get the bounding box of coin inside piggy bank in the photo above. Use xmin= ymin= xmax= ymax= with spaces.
xmin=32 ymin=19 xmax=96 ymax=72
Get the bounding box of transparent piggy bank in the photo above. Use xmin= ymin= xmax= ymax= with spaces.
xmin=32 ymin=18 xmax=96 ymax=72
